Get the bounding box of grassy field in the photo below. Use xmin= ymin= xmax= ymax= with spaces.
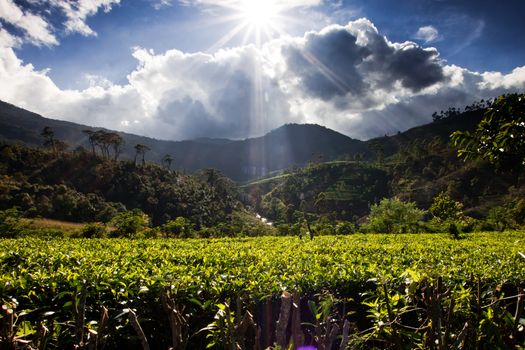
xmin=26 ymin=218 xmax=86 ymax=231
xmin=1 ymin=232 xmax=525 ymax=348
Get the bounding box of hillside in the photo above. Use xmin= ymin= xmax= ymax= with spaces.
xmin=4 ymin=96 xmax=524 ymax=225
xmin=0 ymin=101 xmax=369 ymax=181
xmin=0 ymin=100 xmax=489 ymax=182
xmin=0 ymin=143 xmax=240 ymax=227
xmin=243 ymin=103 xmax=523 ymax=223
xmin=365 ymin=108 xmax=485 ymax=158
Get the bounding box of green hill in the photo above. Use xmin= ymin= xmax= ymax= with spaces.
xmin=243 ymin=105 xmax=523 ymax=223
xmin=0 ymin=143 xmax=239 ymax=227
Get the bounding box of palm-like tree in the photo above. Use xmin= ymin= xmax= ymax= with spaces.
xmin=134 ymin=144 xmax=150 ymax=166
xmin=162 ymin=154 xmax=174 ymax=170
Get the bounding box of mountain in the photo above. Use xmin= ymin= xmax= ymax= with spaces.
xmin=4 ymin=98 xmax=522 ymax=224
xmin=0 ymin=101 xmax=370 ymax=181
xmin=0 ymin=100 xmax=486 ymax=182
xmin=365 ymin=109 xmax=485 ymax=157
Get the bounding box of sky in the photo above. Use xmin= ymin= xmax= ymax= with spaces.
xmin=0 ymin=0 xmax=524 ymax=141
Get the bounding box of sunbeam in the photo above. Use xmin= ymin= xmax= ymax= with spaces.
xmin=301 ymin=51 xmax=352 ymax=95
xmin=201 ymin=0 xmax=292 ymax=49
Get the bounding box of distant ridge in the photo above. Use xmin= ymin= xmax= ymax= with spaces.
xmin=0 ymin=101 xmax=370 ymax=180
xmin=0 ymin=100 xmax=483 ymax=181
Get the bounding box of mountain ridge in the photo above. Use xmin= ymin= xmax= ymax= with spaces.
xmin=0 ymin=100 xmax=482 ymax=181
xmin=0 ymin=100 xmax=370 ymax=180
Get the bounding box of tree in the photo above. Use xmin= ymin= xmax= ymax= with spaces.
xmin=109 ymin=211 xmax=150 ymax=238
xmin=486 ymin=206 xmax=512 ymax=232
xmin=0 ymin=208 xmax=27 ymax=238
xmin=162 ymin=154 xmax=174 ymax=170
xmin=429 ymin=192 xmax=464 ymax=222
xmin=109 ymin=133 xmax=124 ymax=161
xmin=134 ymin=144 xmax=150 ymax=166
xmin=162 ymin=217 xmax=194 ymax=238
xmin=41 ymin=126 xmax=56 ymax=154
xmin=368 ymin=139 xmax=385 ymax=165
xmin=41 ymin=126 xmax=68 ymax=155
xmin=82 ymin=129 xmax=96 ymax=155
xmin=363 ymin=197 xmax=425 ymax=233
xmin=451 ymin=93 xmax=525 ymax=169
xmin=84 ymin=130 xmax=123 ymax=160
xmin=202 ymin=168 xmax=221 ymax=186
xmin=353 ymin=152 xmax=364 ymax=164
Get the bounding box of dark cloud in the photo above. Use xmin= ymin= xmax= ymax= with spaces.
xmin=281 ymin=20 xmax=446 ymax=103
xmin=283 ymin=27 xmax=370 ymax=100
xmin=213 ymin=70 xmax=253 ymax=136
xmin=157 ymin=97 xmax=218 ymax=140
xmin=363 ymin=39 xmax=445 ymax=91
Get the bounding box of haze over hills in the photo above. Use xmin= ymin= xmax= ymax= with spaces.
xmin=0 ymin=99 xmax=482 ymax=181
xmin=0 ymin=100 xmax=369 ymax=180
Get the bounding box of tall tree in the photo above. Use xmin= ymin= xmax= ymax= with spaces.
xmin=82 ymin=129 xmax=96 ymax=155
xmin=134 ymin=144 xmax=150 ymax=166
xmin=162 ymin=154 xmax=174 ymax=170
xmin=41 ymin=126 xmax=56 ymax=155
xmin=109 ymin=133 xmax=124 ymax=161
xmin=95 ymin=131 xmax=112 ymax=159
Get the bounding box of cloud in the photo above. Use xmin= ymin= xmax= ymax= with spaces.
xmin=0 ymin=0 xmax=120 ymax=48
xmin=414 ymin=25 xmax=440 ymax=44
xmin=0 ymin=0 xmax=58 ymax=46
xmin=0 ymin=18 xmax=524 ymax=142
xmin=280 ymin=19 xmax=446 ymax=102
xmin=126 ymin=45 xmax=294 ymax=139
xmin=152 ymin=0 xmax=172 ymax=10
xmin=50 ymin=0 xmax=121 ymax=37
xmin=479 ymin=66 xmax=525 ymax=90
xmin=0 ymin=26 xmax=21 ymax=48
xmin=282 ymin=26 xmax=370 ymax=99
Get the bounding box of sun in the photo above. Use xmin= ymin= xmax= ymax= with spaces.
xmin=204 ymin=0 xmax=289 ymax=51
xmin=239 ymin=0 xmax=278 ymax=28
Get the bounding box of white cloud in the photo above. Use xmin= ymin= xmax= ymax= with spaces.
xmin=414 ymin=25 xmax=439 ymax=44
xmin=0 ymin=45 xmax=145 ymax=129
xmin=0 ymin=27 xmax=21 ymax=48
xmin=152 ymin=0 xmax=172 ymax=10
xmin=50 ymin=0 xmax=121 ymax=37
xmin=0 ymin=0 xmax=58 ymax=46
xmin=0 ymin=0 xmax=120 ymax=49
xmin=0 ymin=18 xmax=524 ymax=141
xmin=479 ymin=66 xmax=525 ymax=90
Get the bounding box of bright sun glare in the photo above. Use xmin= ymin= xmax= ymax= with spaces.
xmin=205 ymin=0 xmax=289 ymax=51
xmin=202 ymin=0 xmax=291 ymax=144
xmin=240 ymin=0 xmax=278 ymax=28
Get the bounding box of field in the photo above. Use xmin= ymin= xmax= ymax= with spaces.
xmin=26 ymin=218 xmax=86 ymax=231
xmin=2 ymin=232 xmax=525 ymax=349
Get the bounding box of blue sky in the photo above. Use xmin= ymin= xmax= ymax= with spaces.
xmin=1 ymin=0 xmax=524 ymax=140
